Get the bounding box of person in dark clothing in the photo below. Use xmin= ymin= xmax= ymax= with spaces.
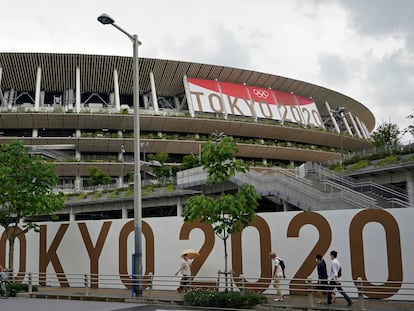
xmin=315 ymin=254 xmax=328 ymax=303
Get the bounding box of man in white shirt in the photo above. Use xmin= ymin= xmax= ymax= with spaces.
xmin=327 ymin=250 xmax=352 ymax=306
xmin=269 ymin=252 xmax=286 ymax=302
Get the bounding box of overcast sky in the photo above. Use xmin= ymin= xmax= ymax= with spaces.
xmin=1 ymin=0 xmax=413 ymax=142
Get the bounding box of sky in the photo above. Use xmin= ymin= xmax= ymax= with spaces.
xmin=1 ymin=0 xmax=413 ymax=142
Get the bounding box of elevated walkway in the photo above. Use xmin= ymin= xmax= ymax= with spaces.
xmin=177 ymin=166 xmax=380 ymax=211
xmin=177 ymin=163 xmax=413 ymax=211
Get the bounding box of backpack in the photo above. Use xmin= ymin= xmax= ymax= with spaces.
xmin=278 ymin=257 xmax=286 ymax=271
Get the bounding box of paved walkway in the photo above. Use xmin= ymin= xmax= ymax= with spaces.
xmin=17 ymin=286 xmax=414 ymax=311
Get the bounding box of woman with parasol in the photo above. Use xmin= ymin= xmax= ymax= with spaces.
xmin=175 ymin=249 xmax=199 ymax=293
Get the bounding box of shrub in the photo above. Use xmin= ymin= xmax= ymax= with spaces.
xmin=349 ymin=159 xmax=369 ymax=171
xmin=184 ymin=289 xmax=267 ymax=308
xmin=374 ymin=155 xmax=399 ymax=167
xmin=8 ymin=283 xmax=38 ymax=297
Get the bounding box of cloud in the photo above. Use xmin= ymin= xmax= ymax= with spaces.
xmin=317 ymin=53 xmax=350 ymax=87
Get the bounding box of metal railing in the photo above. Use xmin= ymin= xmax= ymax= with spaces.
xmin=11 ymin=271 xmax=414 ymax=310
xmin=310 ymin=163 xmax=413 ymax=208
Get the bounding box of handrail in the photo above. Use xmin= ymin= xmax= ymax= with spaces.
xmin=311 ymin=163 xmax=411 ymax=208
xmin=14 ymin=271 xmax=414 ymax=303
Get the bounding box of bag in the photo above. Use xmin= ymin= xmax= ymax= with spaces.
xmin=278 ymin=258 xmax=286 ymax=271
xmin=338 ymin=267 xmax=342 ymax=278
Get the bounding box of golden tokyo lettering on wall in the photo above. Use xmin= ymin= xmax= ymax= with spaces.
xmin=186 ymin=78 xmax=324 ymax=127
xmin=0 ymin=209 xmax=409 ymax=299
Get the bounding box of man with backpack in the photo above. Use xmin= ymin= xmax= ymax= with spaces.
xmin=269 ymin=251 xmax=286 ymax=302
xmin=327 ymin=250 xmax=353 ymax=306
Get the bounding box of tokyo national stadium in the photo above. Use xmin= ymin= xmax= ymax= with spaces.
xmin=0 ymin=51 xmax=397 ymax=220
xmin=2 ymin=52 xmax=414 ymax=301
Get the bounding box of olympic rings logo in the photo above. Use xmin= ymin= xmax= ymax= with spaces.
xmin=253 ymin=89 xmax=269 ymax=99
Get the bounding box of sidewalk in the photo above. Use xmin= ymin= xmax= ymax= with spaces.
xmin=18 ymin=286 xmax=414 ymax=311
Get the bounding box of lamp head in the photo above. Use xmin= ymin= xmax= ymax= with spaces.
xmin=97 ymin=13 xmax=115 ymax=25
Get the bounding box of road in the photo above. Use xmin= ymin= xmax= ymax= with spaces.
xmin=0 ymin=297 xmax=203 ymax=311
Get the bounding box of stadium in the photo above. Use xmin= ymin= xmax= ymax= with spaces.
xmin=2 ymin=53 xmax=414 ymax=299
xmin=0 ymin=52 xmax=380 ymax=219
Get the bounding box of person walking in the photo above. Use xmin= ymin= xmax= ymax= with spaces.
xmin=175 ymin=253 xmax=191 ymax=293
xmin=315 ymin=254 xmax=328 ymax=304
xmin=269 ymin=251 xmax=286 ymax=302
xmin=327 ymin=250 xmax=352 ymax=306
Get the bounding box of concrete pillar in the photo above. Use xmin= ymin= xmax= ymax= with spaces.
xmin=76 ymin=66 xmax=81 ymax=113
xmin=0 ymin=67 xmax=5 ymax=107
xmin=118 ymin=176 xmax=124 ymax=188
xmin=183 ymin=75 xmax=195 ymax=118
xmin=75 ymin=176 xmax=82 ymax=192
xmin=76 ymin=150 xmax=81 ymax=161
xmin=34 ymin=66 xmax=42 ymax=111
xmin=113 ymin=69 xmax=121 ymax=111
xmin=69 ymin=208 xmax=76 ymax=222
xmin=348 ymin=112 xmax=362 ymax=138
xmin=177 ymin=198 xmax=183 ymax=216
xmin=283 ymin=201 xmax=289 ymax=212
xmin=150 ymin=72 xmax=159 ymax=113
xmin=122 ymin=207 xmax=128 ymax=219
xmin=32 ymin=129 xmax=38 ymax=137
xmin=407 ymin=171 xmax=414 ymax=207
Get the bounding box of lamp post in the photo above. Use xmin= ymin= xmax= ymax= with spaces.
xmin=98 ymin=13 xmax=142 ymax=296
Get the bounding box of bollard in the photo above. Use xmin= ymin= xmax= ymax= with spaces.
xmin=239 ymin=274 xmax=244 ymax=293
xmin=357 ymin=277 xmax=366 ymax=311
xmin=28 ymin=272 xmax=33 ymax=293
xmin=307 ymin=276 xmax=314 ymax=308
xmin=84 ymin=273 xmax=89 ymax=296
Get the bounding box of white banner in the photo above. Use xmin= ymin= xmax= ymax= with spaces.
xmin=1 ymin=208 xmax=413 ymax=299
xmin=187 ymin=78 xmax=324 ymax=127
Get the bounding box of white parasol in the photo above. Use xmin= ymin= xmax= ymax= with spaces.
xmin=180 ymin=248 xmax=200 ymax=259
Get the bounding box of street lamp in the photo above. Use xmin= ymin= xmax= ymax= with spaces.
xmin=98 ymin=13 xmax=143 ymax=296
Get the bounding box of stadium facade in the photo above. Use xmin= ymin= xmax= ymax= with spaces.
xmin=0 ymin=52 xmax=377 ymax=219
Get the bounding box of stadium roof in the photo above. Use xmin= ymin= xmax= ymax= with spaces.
xmin=0 ymin=52 xmax=375 ymax=131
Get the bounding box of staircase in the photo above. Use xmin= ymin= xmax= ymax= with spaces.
xmin=178 ymin=166 xmax=378 ymax=211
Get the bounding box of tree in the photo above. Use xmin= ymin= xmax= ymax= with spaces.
xmin=182 ymin=136 xmax=261 ymax=289
xmin=0 ymin=141 xmax=65 ymax=270
xmin=405 ymin=109 xmax=414 ymax=138
xmin=179 ymin=154 xmax=201 ymax=171
xmin=88 ymin=166 xmax=112 ymax=187
xmin=370 ymin=121 xmax=401 ymax=148
xmin=147 ymin=152 xmax=171 ymax=181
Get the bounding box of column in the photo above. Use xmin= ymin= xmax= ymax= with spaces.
xmin=75 ymin=176 xmax=82 ymax=192
xmin=122 ymin=207 xmax=128 ymax=219
xmin=183 ymin=75 xmax=195 ymax=117
xmin=0 ymin=67 xmax=5 ymax=107
xmin=150 ymin=72 xmax=159 ymax=113
xmin=177 ymin=197 xmax=183 ymax=216
xmin=34 ymin=66 xmax=42 ymax=111
xmin=407 ymin=171 xmax=414 ymax=207
xmin=76 ymin=66 xmax=81 ymax=113
xmin=69 ymin=208 xmax=76 ymax=222
xmin=113 ymin=69 xmax=121 ymax=111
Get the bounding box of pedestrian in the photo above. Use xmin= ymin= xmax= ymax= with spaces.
xmin=327 ymin=250 xmax=352 ymax=306
xmin=315 ymin=254 xmax=328 ymax=304
xmin=175 ymin=253 xmax=191 ymax=293
xmin=269 ymin=251 xmax=286 ymax=302
xmin=0 ymin=264 xmax=7 ymax=281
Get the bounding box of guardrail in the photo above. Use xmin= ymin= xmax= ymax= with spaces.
xmin=12 ymin=271 xmax=414 ymax=307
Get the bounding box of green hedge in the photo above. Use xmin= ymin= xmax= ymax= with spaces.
xmin=184 ymin=289 xmax=267 ymax=308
